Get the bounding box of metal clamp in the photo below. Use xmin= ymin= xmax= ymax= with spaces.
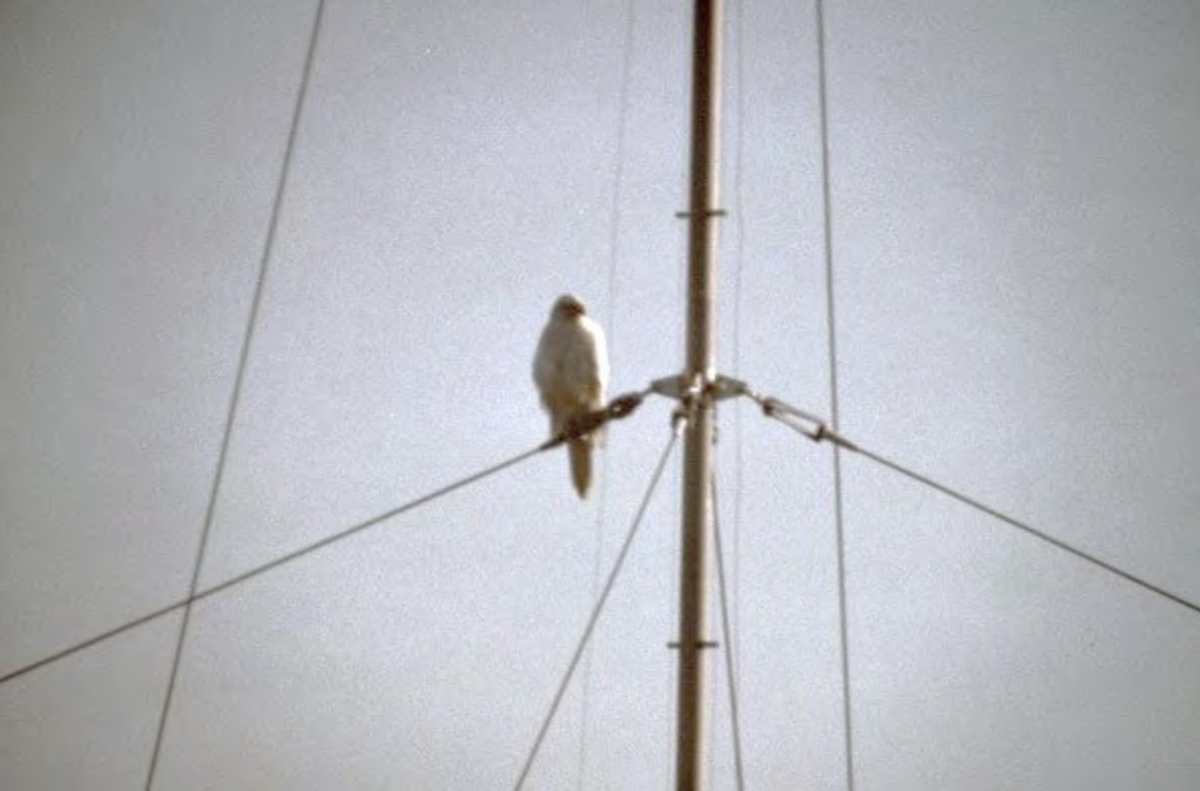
xmin=650 ymin=374 xmax=747 ymax=404
xmin=667 ymin=640 xmax=720 ymax=650
xmin=674 ymin=208 xmax=727 ymax=219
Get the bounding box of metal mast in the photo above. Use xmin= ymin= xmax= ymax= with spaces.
xmin=675 ymin=0 xmax=722 ymax=788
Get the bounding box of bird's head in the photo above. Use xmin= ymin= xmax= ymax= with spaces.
xmin=552 ymin=294 xmax=587 ymax=321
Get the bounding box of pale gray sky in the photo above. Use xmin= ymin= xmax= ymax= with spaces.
xmin=2 ymin=0 xmax=1199 ymax=789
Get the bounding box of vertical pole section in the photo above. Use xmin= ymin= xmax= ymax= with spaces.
xmin=676 ymin=1 xmax=722 ymax=790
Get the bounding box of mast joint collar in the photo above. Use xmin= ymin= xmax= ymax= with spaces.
xmin=650 ymin=373 xmax=749 ymax=404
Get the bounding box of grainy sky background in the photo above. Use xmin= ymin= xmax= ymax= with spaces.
xmin=2 ymin=0 xmax=1199 ymax=788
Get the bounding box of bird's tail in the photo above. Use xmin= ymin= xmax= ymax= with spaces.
xmin=569 ymin=437 xmax=592 ymax=499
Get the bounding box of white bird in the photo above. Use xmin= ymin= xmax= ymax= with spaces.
xmin=533 ymin=294 xmax=609 ymax=498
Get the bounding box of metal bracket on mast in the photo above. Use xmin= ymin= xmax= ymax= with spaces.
xmin=674 ymin=208 xmax=727 ymax=219
xmin=649 ymin=373 xmax=748 ymax=404
xmin=651 ymin=374 xmax=702 ymax=404
xmin=649 ymin=373 xmax=860 ymax=450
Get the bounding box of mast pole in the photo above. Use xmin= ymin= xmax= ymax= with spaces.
xmin=676 ymin=0 xmax=722 ymax=789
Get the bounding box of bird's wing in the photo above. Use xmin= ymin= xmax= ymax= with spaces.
xmin=533 ymin=318 xmax=608 ymax=429
xmin=578 ymin=316 xmax=609 ymax=409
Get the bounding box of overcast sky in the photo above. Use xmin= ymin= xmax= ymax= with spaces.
xmin=2 ymin=0 xmax=1199 ymax=788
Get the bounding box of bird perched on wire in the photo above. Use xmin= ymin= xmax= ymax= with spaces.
xmin=533 ymin=294 xmax=609 ymax=498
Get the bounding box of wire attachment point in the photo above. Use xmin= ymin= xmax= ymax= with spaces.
xmin=751 ymin=393 xmax=859 ymax=450
xmin=541 ymin=389 xmax=650 ymax=451
xmin=650 ymin=374 xmax=747 ymax=404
